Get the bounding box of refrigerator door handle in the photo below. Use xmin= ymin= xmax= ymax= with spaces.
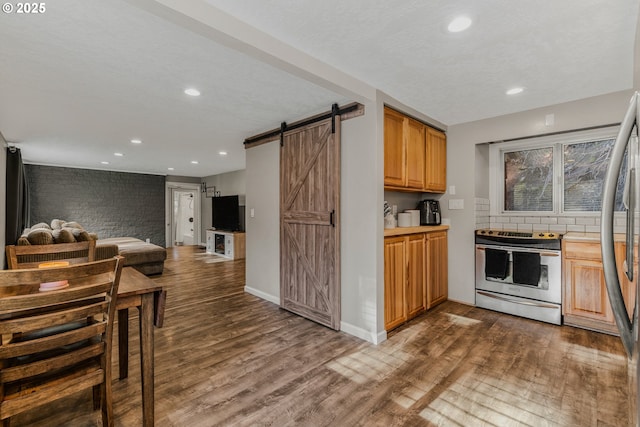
xmin=601 ymin=91 xmax=639 ymax=358
xmin=627 ymin=168 xmax=635 ymax=282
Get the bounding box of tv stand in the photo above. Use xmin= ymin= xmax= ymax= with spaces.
xmin=205 ymin=229 xmax=245 ymax=260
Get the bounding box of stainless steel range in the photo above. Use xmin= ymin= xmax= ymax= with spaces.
xmin=475 ymin=229 xmax=562 ymax=325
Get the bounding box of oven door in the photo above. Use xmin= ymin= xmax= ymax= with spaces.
xmin=475 ymin=243 xmax=562 ymax=304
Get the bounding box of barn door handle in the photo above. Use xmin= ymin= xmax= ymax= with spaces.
xmin=330 ymin=210 xmax=335 ymax=227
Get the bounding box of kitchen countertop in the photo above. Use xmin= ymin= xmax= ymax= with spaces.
xmin=563 ymin=231 xmax=628 ymax=243
xmin=384 ymin=224 xmax=449 ymax=237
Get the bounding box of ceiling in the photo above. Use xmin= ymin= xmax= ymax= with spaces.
xmin=1 ymin=0 xmax=638 ymax=177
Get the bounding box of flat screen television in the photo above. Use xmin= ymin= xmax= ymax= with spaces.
xmin=212 ymin=195 xmax=242 ymax=232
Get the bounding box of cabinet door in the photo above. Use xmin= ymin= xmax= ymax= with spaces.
xmin=616 ymin=242 xmax=636 ymax=319
xmin=406 ymin=234 xmax=426 ymax=319
xmin=384 ymin=236 xmax=407 ymax=330
xmin=426 ymin=231 xmax=448 ymax=309
xmin=206 ymin=230 xmax=214 ymax=253
xmin=406 ymin=118 xmax=426 ymax=190
xmin=384 ymin=108 xmax=406 ymax=188
xmin=564 ymin=258 xmax=614 ymax=324
xmin=225 ymin=235 xmax=234 ymax=258
xmin=425 ymin=128 xmax=447 ymax=193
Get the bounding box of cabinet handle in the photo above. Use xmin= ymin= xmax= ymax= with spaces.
xmin=330 ymin=210 xmax=335 ymax=227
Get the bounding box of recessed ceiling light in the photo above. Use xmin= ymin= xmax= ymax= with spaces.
xmin=184 ymin=88 xmax=201 ymax=97
xmin=506 ymin=87 xmax=524 ymax=95
xmin=114 ymin=152 xmax=124 ymax=157
xmin=219 ymin=151 xmax=228 ymax=156
xmin=448 ymin=16 xmax=472 ymax=33
xmin=168 ymin=167 xmax=175 ymax=171
xmin=191 ymin=160 xmax=199 ymax=164
xmin=101 ymin=161 xmax=109 ymax=165
xmin=130 ymin=139 xmax=142 ymax=144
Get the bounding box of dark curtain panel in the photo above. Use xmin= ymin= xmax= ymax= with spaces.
xmin=5 ymin=147 xmax=30 ymax=245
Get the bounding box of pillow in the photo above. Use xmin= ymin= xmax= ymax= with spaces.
xmin=17 ymin=236 xmax=31 ymax=246
xmin=31 ymin=222 xmax=51 ymax=230
xmin=53 ymin=228 xmax=76 ymax=243
xmin=27 ymin=228 xmax=54 ymax=245
xmin=51 ymin=219 xmax=66 ymax=230
xmin=74 ymin=230 xmax=92 ymax=242
xmin=62 ymin=221 xmax=84 ymax=230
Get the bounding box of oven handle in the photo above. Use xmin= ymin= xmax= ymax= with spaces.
xmin=476 ymin=291 xmax=559 ymax=309
xmin=476 ymin=247 xmax=559 ymax=257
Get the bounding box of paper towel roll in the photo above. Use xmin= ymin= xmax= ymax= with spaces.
xmin=405 ymin=210 xmax=420 ymax=227
xmin=397 ymin=212 xmax=411 ymax=227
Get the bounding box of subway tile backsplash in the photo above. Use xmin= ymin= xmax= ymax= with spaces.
xmin=473 ymin=197 xmax=632 ymax=234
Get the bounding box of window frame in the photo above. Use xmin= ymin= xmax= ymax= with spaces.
xmin=489 ymin=127 xmax=619 ymax=216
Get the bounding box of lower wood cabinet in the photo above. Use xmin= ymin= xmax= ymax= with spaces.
xmin=384 ymin=231 xmax=448 ymax=331
xmin=563 ymin=239 xmax=635 ymax=335
xmin=384 ymin=236 xmax=407 ymax=331
xmin=426 ymin=231 xmax=448 ymax=308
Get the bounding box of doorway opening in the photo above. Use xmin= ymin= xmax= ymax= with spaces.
xmin=166 ymin=183 xmax=201 ymax=248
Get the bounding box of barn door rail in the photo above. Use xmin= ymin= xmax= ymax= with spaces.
xmin=244 ymin=102 xmax=364 ymax=149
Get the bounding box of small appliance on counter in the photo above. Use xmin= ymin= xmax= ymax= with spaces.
xmin=418 ymin=200 xmax=441 ymax=225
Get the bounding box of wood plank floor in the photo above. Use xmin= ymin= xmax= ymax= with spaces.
xmin=12 ymin=245 xmax=631 ymax=426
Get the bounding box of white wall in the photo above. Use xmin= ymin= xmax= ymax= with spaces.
xmin=244 ymin=104 xmax=385 ymax=343
xmin=244 ymin=141 xmax=280 ymax=303
xmin=444 ymin=90 xmax=635 ymax=305
xmin=339 ymin=101 xmax=382 ymax=342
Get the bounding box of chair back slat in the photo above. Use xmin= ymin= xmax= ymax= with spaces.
xmin=1 ymin=369 xmax=104 ymax=420
xmin=0 ymin=322 xmax=106 ymax=359
xmin=0 ymin=256 xmax=123 ymax=424
xmin=6 ymin=240 xmax=97 ymax=269
xmin=0 ymin=301 xmax=107 ymax=335
xmin=0 ymin=280 xmax=113 ymax=314
xmin=0 ymin=342 xmax=104 ymax=383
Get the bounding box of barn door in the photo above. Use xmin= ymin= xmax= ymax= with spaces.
xmin=280 ymin=116 xmax=340 ymax=330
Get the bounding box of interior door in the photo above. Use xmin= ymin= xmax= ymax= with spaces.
xmin=280 ymin=116 xmax=341 ymax=330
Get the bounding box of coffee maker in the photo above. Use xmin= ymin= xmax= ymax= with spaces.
xmin=417 ymin=200 xmax=441 ymax=225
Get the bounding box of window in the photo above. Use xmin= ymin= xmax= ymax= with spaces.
xmin=504 ymin=147 xmax=553 ymax=211
xmin=563 ymin=139 xmax=627 ymax=212
xmin=490 ymin=127 xmax=626 ymax=214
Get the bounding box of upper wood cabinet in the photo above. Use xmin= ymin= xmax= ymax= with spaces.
xmin=425 ymin=128 xmax=447 ymax=193
xmin=405 ymin=118 xmax=426 ymax=190
xmin=383 ymin=107 xmax=446 ymax=193
xmin=383 ymin=109 xmax=406 ymax=188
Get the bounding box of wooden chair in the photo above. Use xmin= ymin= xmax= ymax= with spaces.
xmin=6 ymin=240 xmax=96 ymax=269
xmin=0 ymin=256 xmax=123 ymax=426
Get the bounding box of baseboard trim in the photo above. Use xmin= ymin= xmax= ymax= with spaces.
xmin=340 ymin=321 xmax=387 ymax=345
xmin=244 ymin=286 xmax=280 ymax=305
xmin=244 ymin=287 xmax=388 ymax=345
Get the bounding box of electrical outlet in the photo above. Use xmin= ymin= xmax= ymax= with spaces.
xmin=448 ymin=199 xmax=464 ymax=210
xmin=250 ymin=208 xmax=255 ymax=218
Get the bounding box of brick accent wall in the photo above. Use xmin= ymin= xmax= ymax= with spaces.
xmin=25 ymin=165 xmax=166 ymax=246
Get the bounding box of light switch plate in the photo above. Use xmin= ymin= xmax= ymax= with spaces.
xmin=449 ymin=185 xmax=456 ymax=195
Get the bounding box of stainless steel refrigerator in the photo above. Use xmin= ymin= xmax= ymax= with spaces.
xmin=602 ymin=91 xmax=640 ymax=427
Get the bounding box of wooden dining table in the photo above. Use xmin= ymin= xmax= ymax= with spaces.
xmin=115 ymin=267 xmax=166 ymax=427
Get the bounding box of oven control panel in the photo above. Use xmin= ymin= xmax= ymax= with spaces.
xmin=476 ymin=229 xmax=560 ymax=240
